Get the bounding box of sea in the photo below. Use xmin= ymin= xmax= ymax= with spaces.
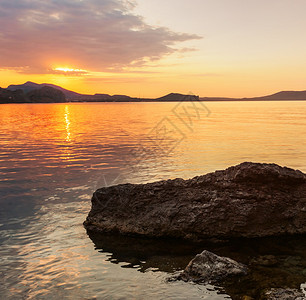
xmin=0 ymin=101 xmax=306 ymax=299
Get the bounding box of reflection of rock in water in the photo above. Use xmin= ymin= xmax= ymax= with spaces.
xmin=86 ymin=231 xmax=306 ymax=300
xmin=213 ymin=236 xmax=306 ymax=300
xmin=86 ymin=230 xmax=203 ymax=273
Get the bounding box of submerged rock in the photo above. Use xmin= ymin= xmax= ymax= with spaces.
xmin=178 ymin=250 xmax=247 ymax=283
xmin=250 ymin=255 xmax=278 ymax=267
xmin=264 ymin=288 xmax=305 ymax=299
xmin=84 ymin=162 xmax=306 ymax=241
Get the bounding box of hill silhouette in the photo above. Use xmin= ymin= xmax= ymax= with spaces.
xmin=201 ymin=90 xmax=306 ymax=101
xmin=244 ymin=90 xmax=306 ymax=101
xmin=7 ymin=81 xmax=86 ymax=100
xmin=0 ymin=85 xmax=66 ymax=103
xmin=2 ymin=81 xmax=306 ymax=103
xmin=156 ymin=93 xmax=199 ymax=101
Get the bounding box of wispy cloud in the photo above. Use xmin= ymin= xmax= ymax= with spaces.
xmin=0 ymin=0 xmax=201 ymax=74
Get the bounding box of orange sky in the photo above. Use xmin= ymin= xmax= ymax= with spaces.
xmin=1 ymin=0 xmax=306 ymax=98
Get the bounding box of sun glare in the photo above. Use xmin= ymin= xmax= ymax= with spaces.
xmin=54 ymin=67 xmax=88 ymax=73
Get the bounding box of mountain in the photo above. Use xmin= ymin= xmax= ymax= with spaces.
xmin=0 ymin=86 xmax=66 ymax=103
xmin=7 ymin=81 xmax=88 ymax=100
xmin=245 ymin=90 xmax=306 ymax=101
xmin=201 ymin=90 xmax=306 ymax=101
xmin=7 ymin=82 xmax=135 ymax=102
xmin=0 ymin=87 xmax=28 ymax=103
xmin=4 ymin=81 xmax=306 ymax=103
xmin=27 ymin=86 xmax=66 ymax=103
xmin=7 ymin=81 xmax=40 ymax=94
xmin=156 ymin=93 xmax=199 ymax=101
xmin=92 ymin=94 xmax=132 ymax=101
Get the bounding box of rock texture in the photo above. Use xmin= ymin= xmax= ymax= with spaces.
xmin=264 ymin=288 xmax=305 ymax=300
xmin=84 ymin=162 xmax=306 ymax=241
xmin=178 ymin=250 xmax=247 ymax=283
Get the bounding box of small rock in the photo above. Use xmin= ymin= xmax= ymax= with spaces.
xmin=178 ymin=250 xmax=248 ymax=283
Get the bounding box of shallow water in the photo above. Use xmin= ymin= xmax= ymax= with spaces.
xmin=0 ymin=101 xmax=306 ymax=299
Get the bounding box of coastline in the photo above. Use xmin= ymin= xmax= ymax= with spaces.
xmin=2 ymin=99 xmax=306 ymax=104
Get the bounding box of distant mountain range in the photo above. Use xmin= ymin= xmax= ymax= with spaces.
xmin=1 ymin=81 xmax=306 ymax=104
xmin=201 ymin=90 xmax=306 ymax=101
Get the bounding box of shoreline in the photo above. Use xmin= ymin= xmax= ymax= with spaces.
xmin=1 ymin=98 xmax=306 ymax=104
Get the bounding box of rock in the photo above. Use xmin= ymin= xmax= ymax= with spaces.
xmin=250 ymin=255 xmax=278 ymax=266
xmin=178 ymin=250 xmax=247 ymax=283
xmin=84 ymin=162 xmax=306 ymax=241
xmin=264 ymin=288 xmax=305 ymax=299
xmin=27 ymin=86 xmax=66 ymax=103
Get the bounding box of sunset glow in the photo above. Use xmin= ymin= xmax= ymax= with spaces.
xmin=53 ymin=67 xmax=89 ymax=74
xmin=1 ymin=0 xmax=306 ymax=97
xmin=1 ymin=1 xmax=306 ymax=298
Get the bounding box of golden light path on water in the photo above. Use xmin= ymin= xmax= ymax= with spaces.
xmin=64 ymin=105 xmax=71 ymax=143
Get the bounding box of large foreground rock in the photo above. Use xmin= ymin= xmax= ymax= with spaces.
xmin=178 ymin=250 xmax=247 ymax=283
xmin=84 ymin=162 xmax=306 ymax=240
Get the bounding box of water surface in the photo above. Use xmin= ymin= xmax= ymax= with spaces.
xmin=0 ymin=101 xmax=306 ymax=299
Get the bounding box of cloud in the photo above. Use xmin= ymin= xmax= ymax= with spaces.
xmin=84 ymin=76 xmax=149 ymax=84
xmin=0 ymin=0 xmax=201 ymax=74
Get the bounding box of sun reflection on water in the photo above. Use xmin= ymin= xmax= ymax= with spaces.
xmin=64 ymin=105 xmax=71 ymax=143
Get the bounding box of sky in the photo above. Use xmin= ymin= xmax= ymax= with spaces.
xmin=1 ymin=0 xmax=306 ymax=97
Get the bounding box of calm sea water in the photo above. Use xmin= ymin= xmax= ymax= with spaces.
xmin=0 ymin=101 xmax=306 ymax=299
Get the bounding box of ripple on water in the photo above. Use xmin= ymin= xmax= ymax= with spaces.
xmin=1 ymin=102 xmax=306 ymax=299
xmin=0 ymin=201 xmax=230 ymax=299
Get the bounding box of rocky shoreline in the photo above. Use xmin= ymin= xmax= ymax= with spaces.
xmin=84 ymin=162 xmax=306 ymax=299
